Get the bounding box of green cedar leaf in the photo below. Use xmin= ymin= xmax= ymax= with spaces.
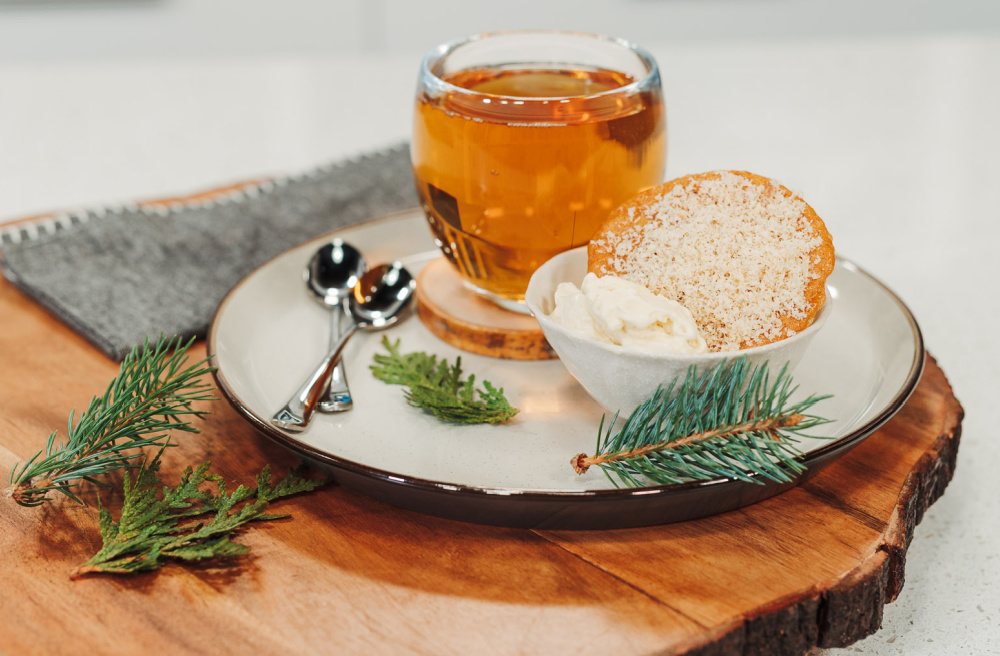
xmin=370 ymin=337 xmax=518 ymax=424
xmin=71 ymin=455 xmax=326 ymax=578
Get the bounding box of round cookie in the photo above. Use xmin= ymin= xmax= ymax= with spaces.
xmin=588 ymin=170 xmax=834 ymax=351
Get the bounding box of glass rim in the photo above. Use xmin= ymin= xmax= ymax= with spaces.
xmin=419 ymin=29 xmax=661 ymax=102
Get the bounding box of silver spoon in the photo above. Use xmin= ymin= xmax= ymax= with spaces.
xmin=271 ymin=262 xmax=416 ymax=433
xmin=305 ymin=239 xmax=367 ymax=413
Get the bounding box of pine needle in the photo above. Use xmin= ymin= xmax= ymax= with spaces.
xmin=370 ymin=337 xmax=518 ymax=424
xmin=571 ymin=357 xmax=832 ymax=487
xmin=5 ymin=335 xmax=215 ymax=507
xmin=70 ymin=448 xmax=327 ymax=577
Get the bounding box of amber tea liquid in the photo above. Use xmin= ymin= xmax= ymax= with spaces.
xmin=412 ymin=65 xmax=666 ymax=303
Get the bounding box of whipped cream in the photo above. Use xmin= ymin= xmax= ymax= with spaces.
xmin=548 ymin=273 xmax=708 ymax=354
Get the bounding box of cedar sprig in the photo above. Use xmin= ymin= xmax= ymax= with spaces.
xmin=370 ymin=337 xmax=518 ymax=424
xmin=6 ymin=336 xmax=215 ymax=507
xmin=71 ymin=448 xmax=326 ymax=577
xmin=571 ymin=357 xmax=831 ymax=487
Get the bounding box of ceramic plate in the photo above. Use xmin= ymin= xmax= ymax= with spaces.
xmin=208 ymin=210 xmax=924 ymax=529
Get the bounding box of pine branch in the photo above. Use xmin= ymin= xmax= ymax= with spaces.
xmin=71 ymin=449 xmax=327 ymax=578
xmin=370 ymin=337 xmax=518 ymax=424
xmin=5 ymin=336 xmax=215 ymax=507
xmin=571 ymin=357 xmax=831 ymax=487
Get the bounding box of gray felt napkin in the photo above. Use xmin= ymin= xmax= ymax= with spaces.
xmin=0 ymin=145 xmax=419 ymax=361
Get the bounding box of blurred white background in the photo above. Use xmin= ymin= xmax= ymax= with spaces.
xmin=2 ymin=0 xmax=1000 ymax=221
xmin=0 ymin=0 xmax=999 ymax=60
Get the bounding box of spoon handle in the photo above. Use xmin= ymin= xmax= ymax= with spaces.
xmin=271 ymin=322 xmax=361 ymax=433
xmin=318 ymin=303 xmax=353 ymax=412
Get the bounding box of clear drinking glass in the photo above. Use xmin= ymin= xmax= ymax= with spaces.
xmin=411 ymin=30 xmax=666 ymax=312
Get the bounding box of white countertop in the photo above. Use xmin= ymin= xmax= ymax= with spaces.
xmin=1 ymin=33 xmax=997 ymax=655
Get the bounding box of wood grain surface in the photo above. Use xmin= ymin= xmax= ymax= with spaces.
xmin=0 ymin=271 xmax=963 ymax=656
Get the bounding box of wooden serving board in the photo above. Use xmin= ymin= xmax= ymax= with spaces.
xmin=0 ymin=270 xmax=963 ymax=656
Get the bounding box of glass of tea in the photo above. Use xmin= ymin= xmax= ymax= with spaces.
xmin=412 ymin=30 xmax=666 ymax=312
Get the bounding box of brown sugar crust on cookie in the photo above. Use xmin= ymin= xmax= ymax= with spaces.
xmin=588 ymin=170 xmax=835 ymax=352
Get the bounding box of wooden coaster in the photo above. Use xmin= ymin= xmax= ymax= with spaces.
xmin=416 ymin=257 xmax=556 ymax=360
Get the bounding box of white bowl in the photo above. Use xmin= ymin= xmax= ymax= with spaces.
xmin=525 ymin=247 xmax=831 ymax=415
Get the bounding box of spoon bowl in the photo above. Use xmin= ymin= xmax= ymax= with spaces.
xmin=306 ymin=240 xmax=367 ymax=307
xmin=350 ymin=263 xmax=416 ymax=329
xmin=271 ymin=261 xmax=416 ymax=433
